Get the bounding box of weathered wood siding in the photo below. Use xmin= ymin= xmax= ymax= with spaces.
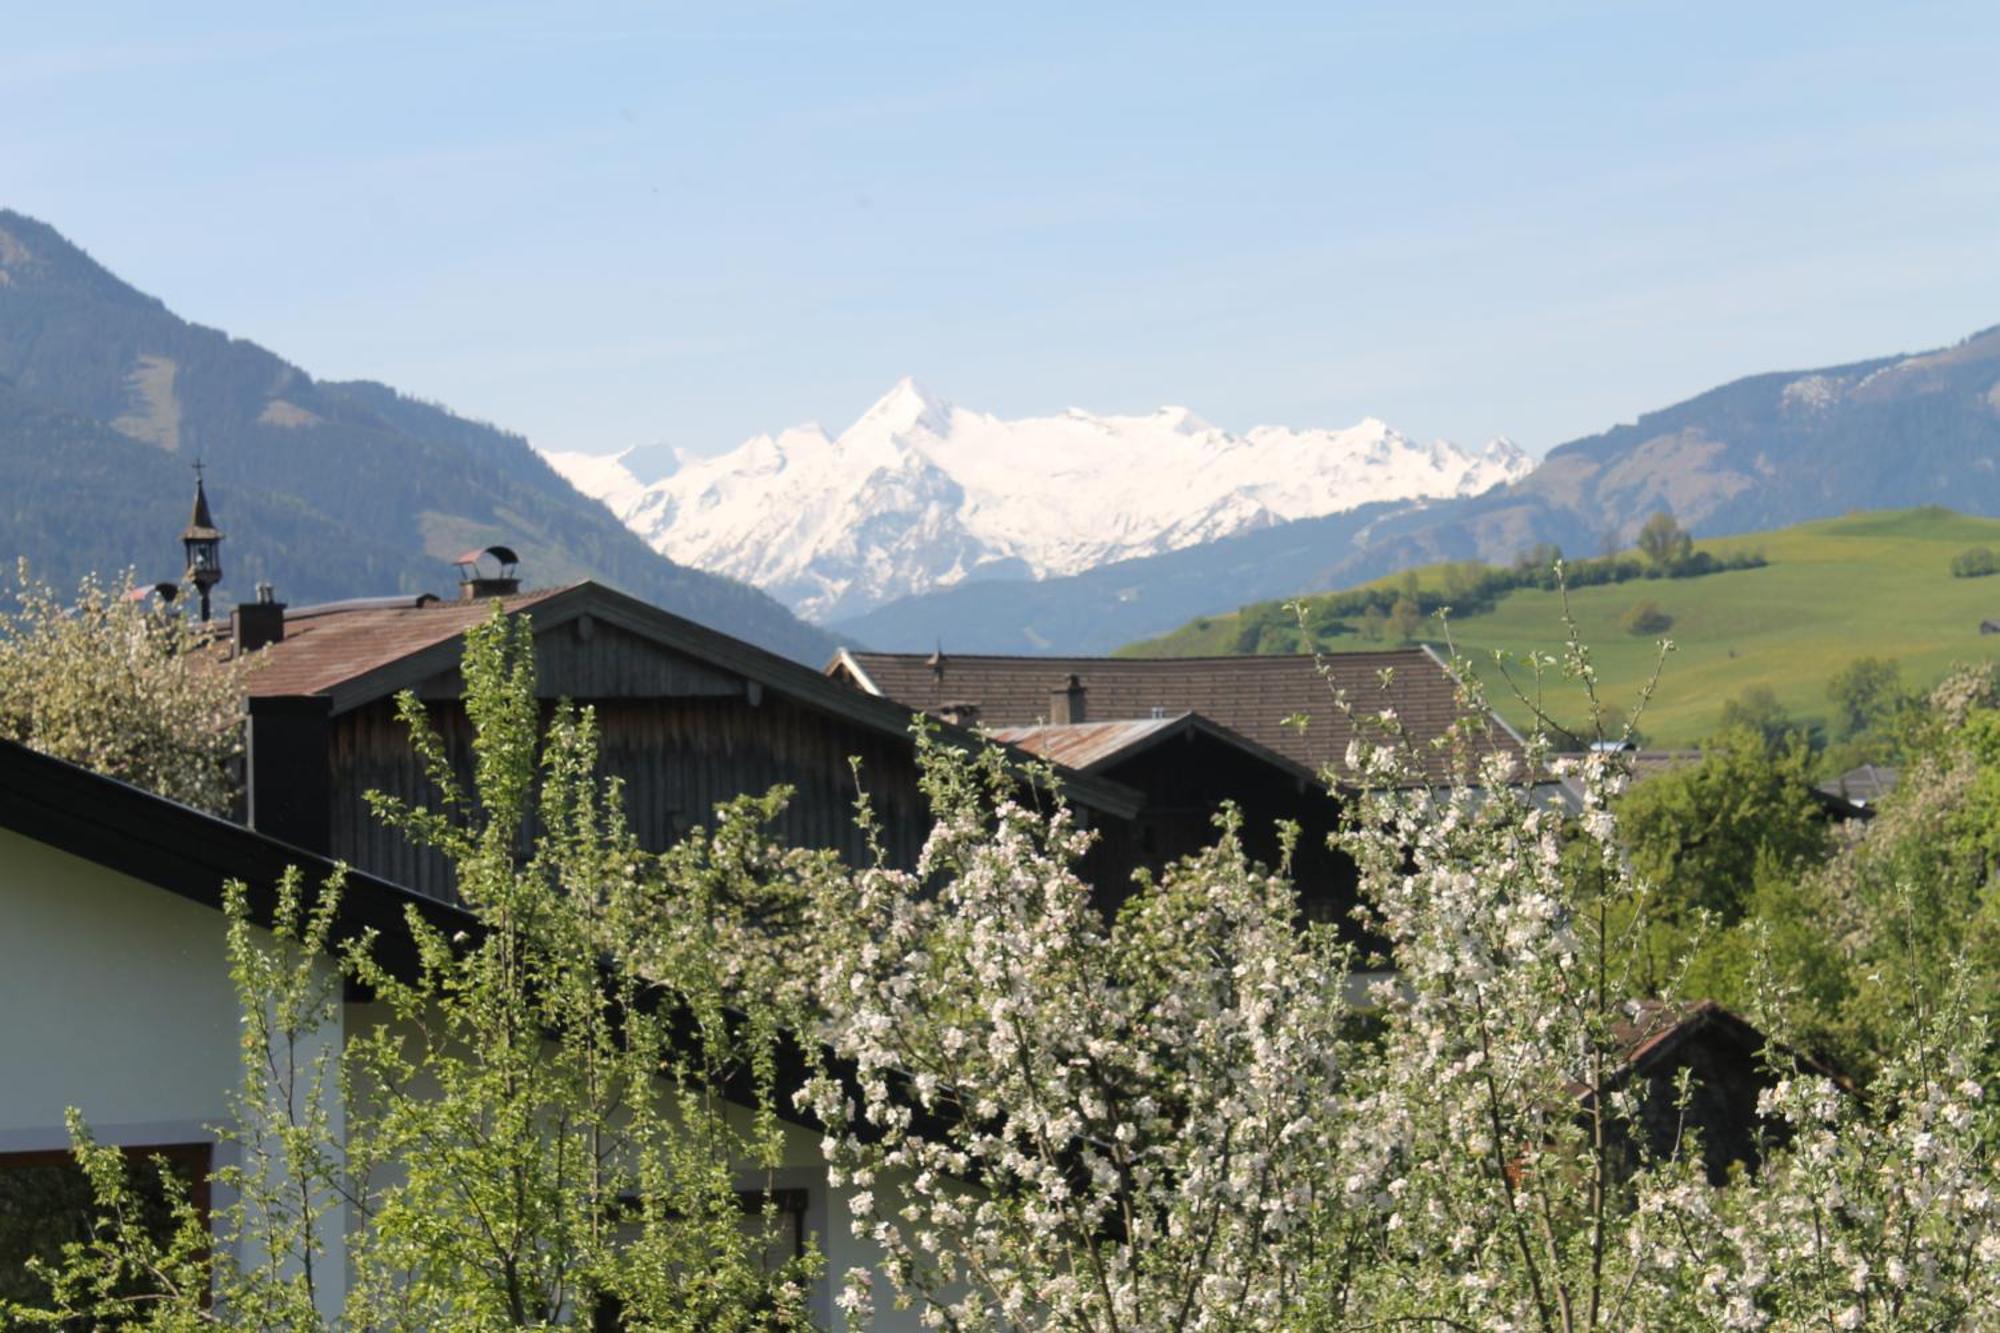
xmin=411 ymin=614 xmax=746 ymax=704
xmin=329 ymin=692 xmax=934 ymax=903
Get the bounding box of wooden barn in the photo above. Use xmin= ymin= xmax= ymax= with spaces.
xmin=829 ymin=646 xmax=1526 ymax=936
xmin=1592 ymin=1001 xmax=1850 ymax=1185
xmin=827 ymin=645 xmax=1527 ymax=785
xmin=233 ymin=576 xmax=1141 ymax=903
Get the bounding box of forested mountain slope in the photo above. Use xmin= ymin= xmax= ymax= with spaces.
xmin=0 ymin=210 xmax=831 ymax=662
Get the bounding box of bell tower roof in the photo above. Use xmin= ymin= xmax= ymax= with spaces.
xmin=182 ymin=470 xmax=223 ymax=542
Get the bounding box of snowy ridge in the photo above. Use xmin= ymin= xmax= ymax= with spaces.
xmin=543 ymin=379 xmax=1530 ymax=624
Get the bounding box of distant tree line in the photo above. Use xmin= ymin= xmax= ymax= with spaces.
xmin=1222 ymin=512 xmax=1762 ymax=654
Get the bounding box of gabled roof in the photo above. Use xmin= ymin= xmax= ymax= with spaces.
xmin=243 ymin=582 xmax=1143 ymax=819
xmin=0 ymin=736 xmax=464 ymax=981
xmin=830 ymin=646 xmax=1525 ymax=784
xmin=987 ymin=711 xmax=1319 ymax=785
xmin=1599 ymin=999 xmax=1849 ymax=1093
xmin=246 ymin=587 xmax=568 ymax=702
xmin=1821 ymin=763 xmax=1898 ymax=806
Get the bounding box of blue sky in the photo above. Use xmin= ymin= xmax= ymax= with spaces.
xmin=9 ymin=2 xmax=2000 ymax=461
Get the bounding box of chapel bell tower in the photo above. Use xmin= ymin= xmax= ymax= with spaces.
xmin=181 ymin=464 xmax=224 ymax=621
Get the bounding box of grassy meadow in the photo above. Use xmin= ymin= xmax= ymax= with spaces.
xmin=1122 ymin=508 xmax=2000 ymax=746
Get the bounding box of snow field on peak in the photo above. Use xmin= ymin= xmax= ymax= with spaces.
xmin=542 ymin=382 xmax=1530 ymax=624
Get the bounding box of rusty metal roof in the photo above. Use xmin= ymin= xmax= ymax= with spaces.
xmin=246 ymin=586 xmax=568 ymax=700
xmin=832 ymin=646 xmax=1524 ymax=784
xmin=988 ymin=716 xmax=1186 ymax=772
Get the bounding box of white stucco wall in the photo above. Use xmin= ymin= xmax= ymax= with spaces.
xmin=0 ymin=826 xmax=245 ymax=1139
xmin=767 ymin=1112 xmax=935 ymax=1332
xmin=0 ymin=826 xmax=346 ymax=1315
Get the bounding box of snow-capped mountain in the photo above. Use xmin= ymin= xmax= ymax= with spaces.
xmin=543 ymin=379 xmax=1530 ymax=624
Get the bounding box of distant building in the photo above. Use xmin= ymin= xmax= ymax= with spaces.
xmin=1591 ymin=1000 xmax=1849 ymax=1184
xmin=1819 ymin=763 xmax=1898 ymax=812
xmin=830 ymin=646 xmax=1529 ymax=934
xmin=1553 ymin=748 xmax=1878 ymax=823
xmin=988 ymin=710 xmax=1359 ymax=929
xmin=828 ymin=646 xmax=1528 ymax=786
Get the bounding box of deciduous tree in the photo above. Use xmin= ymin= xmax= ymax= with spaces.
xmin=0 ymin=562 xmax=252 ymax=814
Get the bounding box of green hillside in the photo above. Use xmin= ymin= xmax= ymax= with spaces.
xmin=1122 ymin=508 xmax=2000 ymax=746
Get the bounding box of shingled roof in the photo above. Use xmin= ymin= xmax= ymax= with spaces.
xmin=830 ymin=646 xmax=1526 ymax=784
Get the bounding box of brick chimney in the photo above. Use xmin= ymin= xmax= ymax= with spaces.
xmin=231 ymin=581 xmax=286 ymax=653
xmin=1050 ymin=674 xmax=1086 ymax=725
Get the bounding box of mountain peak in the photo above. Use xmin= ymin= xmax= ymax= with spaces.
xmin=551 ymin=387 xmax=1527 ymax=623
xmin=848 ymin=376 xmax=954 ymax=440
xmin=1152 ymin=404 xmax=1217 ymax=435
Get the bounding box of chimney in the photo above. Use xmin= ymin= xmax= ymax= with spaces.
xmin=455 ymin=545 xmax=522 ymax=601
xmin=231 ymin=580 xmax=287 ymax=653
xmin=1050 ymin=674 xmax=1086 ymax=725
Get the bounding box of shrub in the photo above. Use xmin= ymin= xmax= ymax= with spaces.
xmin=1621 ymin=597 xmax=1673 ymax=634
xmin=1951 ymin=546 xmax=1997 ymax=578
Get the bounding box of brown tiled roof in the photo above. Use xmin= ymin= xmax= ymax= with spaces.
xmin=246 ymin=588 xmax=569 ymax=699
xmin=832 ymin=647 xmax=1524 ymax=783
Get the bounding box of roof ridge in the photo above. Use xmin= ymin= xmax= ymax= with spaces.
xmin=847 ymin=648 xmax=1434 ymax=665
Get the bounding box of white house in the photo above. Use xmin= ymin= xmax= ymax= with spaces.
xmin=0 ymin=736 xmax=923 ymax=1328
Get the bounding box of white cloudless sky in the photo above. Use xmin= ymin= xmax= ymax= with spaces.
xmin=9 ymin=1 xmax=2000 ymax=459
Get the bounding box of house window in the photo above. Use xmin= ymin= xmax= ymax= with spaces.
xmin=0 ymin=1144 xmax=212 ymax=1310
xmin=735 ymin=1186 xmax=809 ymax=1271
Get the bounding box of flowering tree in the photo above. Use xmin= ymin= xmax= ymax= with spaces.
xmin=805 ymin=587 xmax=2000 ymax=1330
xmin=802 ymin=736 xmax=1358 ymax=1329
xmin=10 ymin=591 xmax=2000 ymax=1330
xmin=0 ymin=561 xmax=252 ymax=814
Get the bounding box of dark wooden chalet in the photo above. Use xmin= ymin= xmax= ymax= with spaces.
xmin=828 ymin=646 xmax=1527 ymax=786
xmin=234 ymin=581 xmax=1141 ymax=903
xmin=1592 ymin=1001 xmax=1849 ymax=1184
xmin=987 ymin=712 xmax=1361 ymax=930
xmin=829 ymin=647 xmax=1526 ymax=936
